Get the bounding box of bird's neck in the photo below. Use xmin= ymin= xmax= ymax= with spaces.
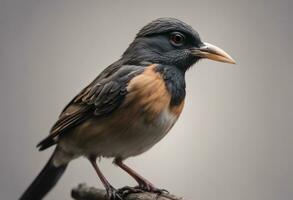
xmin=155 ymin=65 xmax=186 ymax=106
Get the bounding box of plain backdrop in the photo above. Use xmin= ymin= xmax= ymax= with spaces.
xmin=0 ymin=0 xmax=292 ymax=200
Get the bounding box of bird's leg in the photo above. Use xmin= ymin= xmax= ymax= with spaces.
xmin=114 ymin=159 xmax=168 ymax=194
xmin=89 ymin=157 xmax=123 ymax=200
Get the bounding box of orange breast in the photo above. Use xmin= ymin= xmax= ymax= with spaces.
xmin=123 ymin=64 xmax=184 ymax=122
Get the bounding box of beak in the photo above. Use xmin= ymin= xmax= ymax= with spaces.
xmin=191 ymin=42 xmax=236 ymax=64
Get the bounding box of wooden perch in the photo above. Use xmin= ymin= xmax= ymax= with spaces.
xmin=71 ymin=184 xmax=184 ymax=200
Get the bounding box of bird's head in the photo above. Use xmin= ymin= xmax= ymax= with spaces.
xmin=122 ymin=18 xmax=235 ymax=71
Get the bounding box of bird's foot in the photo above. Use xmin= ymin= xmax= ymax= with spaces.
xmin=117 ymin=186 xmax=144 ymax=196
xmin=117 ymin=184 xmax=168 ymax=196
xmin=136 ymin=182 xmax=169 ymax=194
xmin=106 ymin=185 xmax=124 ymax=200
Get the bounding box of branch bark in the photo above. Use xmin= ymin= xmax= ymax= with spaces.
xmin=71 ymin=184 xmax=184 ymax=200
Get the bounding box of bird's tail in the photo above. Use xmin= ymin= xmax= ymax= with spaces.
xmin=19 ymin=150 xmax=68 ymax=200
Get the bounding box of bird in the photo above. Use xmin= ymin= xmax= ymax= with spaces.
xmin=19 ymin=18 xmax=235 ymax=200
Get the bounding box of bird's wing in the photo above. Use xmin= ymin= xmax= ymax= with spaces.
xmin=37 ymin=64 xmax=145 ymax=150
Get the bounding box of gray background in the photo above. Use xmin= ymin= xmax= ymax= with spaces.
xmin=0 ymin=0 xmax=292 ymax=199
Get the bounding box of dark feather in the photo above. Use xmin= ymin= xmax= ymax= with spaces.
xmin=19 ymin=150 xmax=67 ymax=200
xmin=136 ymin=18 xmax=200 ymax=41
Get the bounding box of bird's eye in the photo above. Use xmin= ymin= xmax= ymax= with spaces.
xmin=170 ymin=32 xmax=185 ymax=46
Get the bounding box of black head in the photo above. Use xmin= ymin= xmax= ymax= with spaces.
xmin=122 ymin=18 xmax=235 ymax=71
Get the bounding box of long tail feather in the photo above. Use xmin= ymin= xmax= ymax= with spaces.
xmin=19 ymin=151 xmax=67 ymax=200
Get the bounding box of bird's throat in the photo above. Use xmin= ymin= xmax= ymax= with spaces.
xmin=155 ymin=65 xmax=186 ymax=106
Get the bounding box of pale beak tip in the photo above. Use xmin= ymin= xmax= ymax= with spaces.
xmin=227 ymin=57 xmax=236 ymax=64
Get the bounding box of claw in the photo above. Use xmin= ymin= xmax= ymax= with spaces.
xmin=152 ymin=188 xmax=169 ymax=194
xmin=106 ymin=186 xmax=124 ymax=200
xmin=160 ymin=188 xmax=169 ymax=194
xmin=117 ymin=185 xmax=169 ymax=196
xmin=135 ymin=184 xmax=169 ymax=194
xmin=117 ymin=186 xmax=143 ymax=196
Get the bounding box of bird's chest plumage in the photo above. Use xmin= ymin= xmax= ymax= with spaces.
xmin=100 ymin=64 xmax=185 ymax=158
